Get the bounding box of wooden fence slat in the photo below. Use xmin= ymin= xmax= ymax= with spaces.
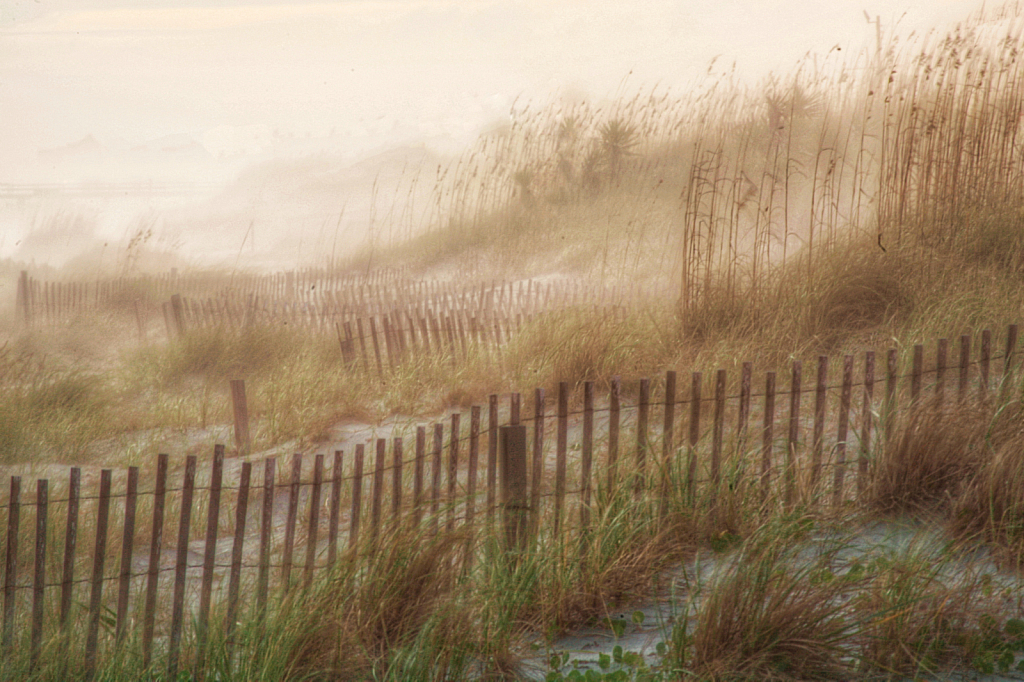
xmin=3 ymin=476 xmax=20 ymax=652
xmin=227 ymin=461 xmax=251 ymax=641
xmin=60 ymin=467 xmax=80 ymax=630
xmin=447 ymin=414 xmax=460 ymax=532
xmin=688 ymin=373 xmax=702 ymax=503
xmin=637 ymin=378 xmax=650 ymax=478
xmin=468 ymin=406 xmax=481 ymax=528
xmin=712 ymin=369 xmax=726 ymax=492
xmin=811 ymin=356 xmax=828 ymax=494
xmin=368 ymin=315 xmax=385 ymax=374
xmin=328 ymin=452 xmax=342 ymax=566
xmin=786 ymin=362 xmax=802 ymax=510
xmin=371 ymin=440 xmax=385 ymax=542
xmin=554 ymin=382 xmax=569 ymax=535
xmin=510 ymin=392 xmax=521 ymax=426
xmin=760 ymin=373 xmax=777 ymax=511
xmin=981 ymin=329 xmax=992 ymax=400
xmin=356 ymin=318 xmax=372 ymax=377
xmin=1006 ymin=324 xmax=1018 ymax=383
xmin=258 ymin=457 xmax=276 ymax=614
xmin=431 ymin=425 xmax=443 ymax=534
xmin=414 ymin=429 xmax=426 ymax=529
xmin=959 ymin=335 xmax=971 ymax=403
xmin=30 ymin=479 xmax=46 ymax=668
xmin=860 ymin=352 xmax=875 ymax=494
xmin=230 ymin=380 xmax=251 ymax=456
xmin=488 ymin=395 xmax=498 ymax=525
xmin=936 ymin=339 xmax=948 ymax=403
xmin=116 ymin=466 xmax=139 ymax=644
xmin=391 ymin=440 xmax=403 ymax=525
xmin=198 ymin=445 xmax=224 ymax=665
xmin=350 ymin=446 xmax=364 ymax=549
xmin=282 ymin=454 xmax=302 ymax=590
xmin=168 ymin=456 xmax=197 ymax=680
xmin=581 ymin=381 xmax=594 ymax=534
xmin=833 ymin=355 xmax=854 ymax=506
xmin=86 ymin=469 xmax=112 ymax=674
xmin=531 ymin=388 xmax=545 ymax=533
xmin=608 ymin=377 xmax=621 ymax=497
xmin=306 ymin=454 xmax=324 ymax=587
xmin=911 ymin=344 xmax=924 ymax=403
xmin=143 ymin=455 xmax=168 ymax=666
xmin=661 ymin=371 xmax=676 ymax=515
xmin=738 ymin=362 xmax=752 ymax=450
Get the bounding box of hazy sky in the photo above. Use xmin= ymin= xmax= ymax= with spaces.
xmin=0 ymin=0 xmax=989 ymax=183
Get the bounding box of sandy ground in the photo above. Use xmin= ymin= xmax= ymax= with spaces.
xmin=517 ymin=518 xmax=1024 ymax=681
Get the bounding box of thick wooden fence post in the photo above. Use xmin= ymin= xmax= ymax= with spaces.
xmin=500 ymin=425 xmax=529 ymax=556
xmin=230 ymin=380 xmax=251 ymax=456
xmin=761 ymin=373 xmax=776 ymax=507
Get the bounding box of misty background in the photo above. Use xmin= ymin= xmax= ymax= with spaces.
xmin=0 ymin=0 xmax=985 ymax=271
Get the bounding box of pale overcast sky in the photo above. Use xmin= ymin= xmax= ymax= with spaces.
xmin=0 ymin=0 xmax=990 ymax=182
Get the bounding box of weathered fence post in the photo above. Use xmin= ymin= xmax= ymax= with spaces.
xmin=500 ymin=425 xmax=529 ymax=556
xmin=230 ymin=380 xmax=251 ymax=456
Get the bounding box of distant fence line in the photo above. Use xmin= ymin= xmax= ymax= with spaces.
xmin=0 ymin=323 xmax=1018 ymax=675
xmin=15 ymin=269 xmax=636 ymax=372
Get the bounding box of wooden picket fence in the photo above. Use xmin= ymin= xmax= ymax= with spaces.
xmin=0 ymin=324 xmax=1019 ymax=675
xmin=15 ymin=270 xmax=635 ymax=374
